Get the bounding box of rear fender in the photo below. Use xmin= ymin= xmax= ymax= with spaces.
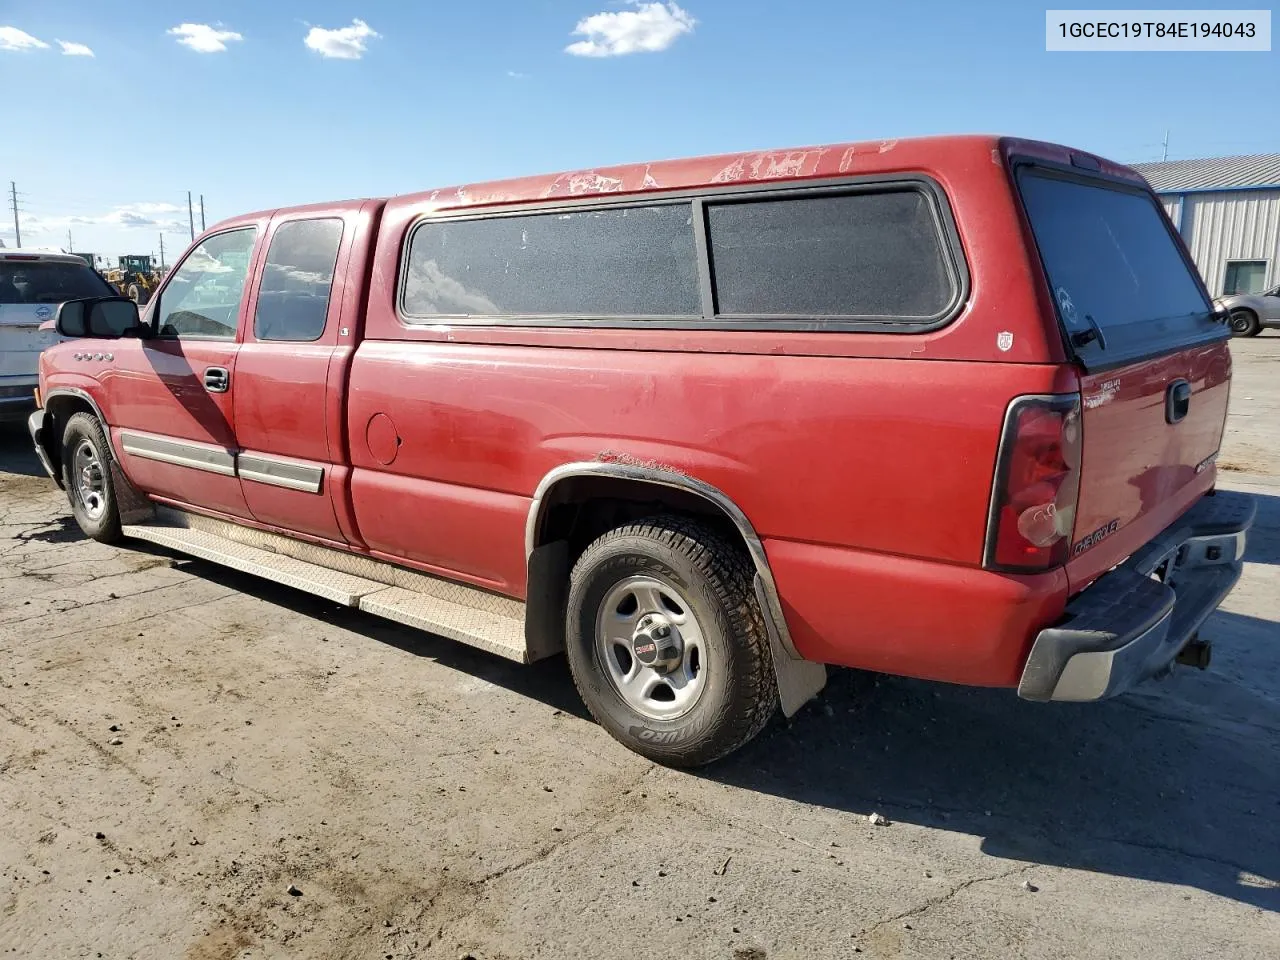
xmin=526 ymin=461 xmax=827 ymax=717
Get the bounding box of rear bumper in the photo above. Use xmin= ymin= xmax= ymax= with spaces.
xmin=27 ymin=408 xmax=59 ymax=483
xmin=1018 ymin=490 xmax=1254 ymax=702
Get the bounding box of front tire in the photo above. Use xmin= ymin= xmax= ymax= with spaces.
xmin=565 ymin=517 xmax=777 ymax=767
xmin=1229 ymin=309 xmax=1260 ymax=337
xmin=61 ymin=413 xmax=122 ymax=543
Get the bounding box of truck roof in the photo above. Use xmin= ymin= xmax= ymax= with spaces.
xmin=211 ymin=134 xmax=1148 ymax=233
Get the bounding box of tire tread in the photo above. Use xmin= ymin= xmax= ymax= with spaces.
xmin=566 ymin=515 xmax=777 ymax=766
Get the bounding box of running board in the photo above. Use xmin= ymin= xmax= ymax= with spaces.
xmin=122 ymin=509 xmax=541 ymax=663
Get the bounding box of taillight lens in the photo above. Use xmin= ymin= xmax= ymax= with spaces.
xmin=984 ymin=394 xmax=1082 ymax=571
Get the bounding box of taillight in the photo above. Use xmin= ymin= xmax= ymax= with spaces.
xmin=984 ymin=394 xmax=1082 ymax=572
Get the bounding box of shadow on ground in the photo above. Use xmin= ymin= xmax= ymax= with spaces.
xmin=162 ymin=550 xmax=1280 ymax=914
xmin=0 ymin=422 xmax=44 ymax=477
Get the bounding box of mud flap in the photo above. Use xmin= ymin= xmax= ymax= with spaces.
xmin=754 ymin=573 xmax=826 ymax=717
xmin=110 ymin=457 xmax=154 ymax=525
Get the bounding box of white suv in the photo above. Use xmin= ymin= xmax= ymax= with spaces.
xmin=0 ymin=250 xmax=115 ymax=421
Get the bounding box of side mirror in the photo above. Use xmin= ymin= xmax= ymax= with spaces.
xmin=55 ymin=297 xmax=145 ymax=339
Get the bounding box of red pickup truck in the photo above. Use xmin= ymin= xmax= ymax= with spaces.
xmin=28 ymin=135 xmax=1254 ymax=766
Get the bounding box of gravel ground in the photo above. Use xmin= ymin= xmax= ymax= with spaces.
xmin=1 ymin=338 xmax=1278 ymax=960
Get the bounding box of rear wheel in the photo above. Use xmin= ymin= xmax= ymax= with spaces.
xmin=1229 ymin=309 xmax=1260 ymax=337
xmin=61 ymin=413 xmax=122 ymax=543
xmin=126 ymin=283 xmax=142 ymax=303
xmin=565 ymin=517 xmax=777 ymax=767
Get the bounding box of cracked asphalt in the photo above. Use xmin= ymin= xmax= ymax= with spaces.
xmin=2 ymin=337 xmax=1279 ymax=960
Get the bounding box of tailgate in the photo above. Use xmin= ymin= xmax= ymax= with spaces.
xmin=1015 ymin=164 xmax=1231 ymax=591
xmin=0 ymin=308 xmax=50 ymax=381
xmin=1070 ymin=343 xmax=1229 ymax=586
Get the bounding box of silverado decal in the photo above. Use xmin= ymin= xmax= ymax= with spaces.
xmin=1195 ymin=451 xmax=1218 ymax=474
xmin=1072 ymin=519 xmax=1120 ymax=557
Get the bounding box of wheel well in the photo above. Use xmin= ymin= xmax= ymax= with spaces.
xmin=1231 ymin=307 xmax=1259 ymax=322
xmin=39 ymin=395 xmax=100 ymax=480
xmin=523 ymin=475 xmax=755 ymax=659
xmin=535 ymin=476 xmax=744 ymax=565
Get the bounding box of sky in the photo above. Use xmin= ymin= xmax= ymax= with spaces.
xmin=0 ymin=1 xmax=1276 ymax=260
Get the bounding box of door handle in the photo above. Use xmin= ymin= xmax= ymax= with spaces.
xmin=1166 ymin=379 xmax=1191 ymax=424
xmin=204 ymin=366 xmax=230 ymax=393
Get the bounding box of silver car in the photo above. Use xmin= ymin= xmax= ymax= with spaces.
xmin=1 ymin=250 xmax=115 ymax=421
xmin=1216 ymin=283 xmax=1280 ymax=337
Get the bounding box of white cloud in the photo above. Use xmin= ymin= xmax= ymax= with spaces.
xmin=28 ymin=204 xmax=187 ymax=232
xmin=304 ymin=19 xmax=379 ymax=60
xmin=168 ymin=23 xmax=242 ymax=53
xmin=507 ymin=70 xmax=528 ymax=79
xmin=0 ymin=26 xmax=50 ymax=51
xmin=566 ymin=2 xmax=695 ymax=57
xmin=57 ymin=40 xmax=94 ymax=57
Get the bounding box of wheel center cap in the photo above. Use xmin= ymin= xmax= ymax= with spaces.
xmin=632 ymin=614 xmax=681 ymax=671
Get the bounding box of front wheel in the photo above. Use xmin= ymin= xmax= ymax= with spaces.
xmin=61 ymin=413 xmax=123 ymax=543
xmin=1229 ymin=309 xmax=1260 ymax=337
xmin=565 ymin=517 xmax=777 ymax=767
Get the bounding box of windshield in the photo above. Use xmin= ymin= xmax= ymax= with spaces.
xmin=0 ymin=260 xmax=114 ymax=304
xmin=1017 ymin=168 xmax=1219 ymax=366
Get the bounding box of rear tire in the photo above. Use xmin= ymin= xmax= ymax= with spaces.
xmin=565 ymin=516 xmax=777 ymax=767
xmin=61 ymin=413 xmax=122 ymax=544
xmin=1229 ymin=309 xmax=1260 ymax=337
xmin=126 ymin=283 xmax=142 ymax=303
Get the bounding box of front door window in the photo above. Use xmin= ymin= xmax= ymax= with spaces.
xmin=154 ymin=228 xmax=258 ymax=339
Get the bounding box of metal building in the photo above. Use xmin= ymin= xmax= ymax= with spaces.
xmin=1131 ymin=154 xmax=1280 ymax=298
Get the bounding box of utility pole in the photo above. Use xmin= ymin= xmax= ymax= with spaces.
xmin=159 ymin=233 xmax=165 ymax=269
xmin=187 ymin=191 xmax=194 ymax=241
xmin=9 ymin=181 xmax=21 ymax=248
xmin=199 ymin=194 xmax=206 ymax=232
xmin=67 ymin=228 xmax=73 ymax=252
xmin=1162 ymin=129 xmax=1169 ymax=162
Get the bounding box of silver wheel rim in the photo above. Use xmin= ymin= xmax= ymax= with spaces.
xmin=595 ymin=575 xmax=706 ymax=721
xmin=71 ymin=438 xmax=107 ymax=522
xmin=1230 ymin=312 xmax=1251 ymax=333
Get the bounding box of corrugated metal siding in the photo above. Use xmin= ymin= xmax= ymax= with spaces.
xmin=1134 ymin=154 xmax=1280 ymax=191
xmin=1178 ymin=189 xmax=1280 ymax=296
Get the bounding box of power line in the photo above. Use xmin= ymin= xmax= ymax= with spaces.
xmin=8 ymin=181 xmax=22 ymax=248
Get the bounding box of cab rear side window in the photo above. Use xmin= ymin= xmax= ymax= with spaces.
xmin=255 ymin=219 xmax=344 ymax=342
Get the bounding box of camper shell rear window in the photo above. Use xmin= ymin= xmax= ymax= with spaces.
xmin=1015 ymin=166 xmax=1225 ymax=368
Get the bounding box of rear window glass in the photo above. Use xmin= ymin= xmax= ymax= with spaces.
xmin=1017 ymin=170 xmax=1218 ymax=364
xmin=0 ymin=260 xmax=113 ymax=304
xmin=402 ymin=204 xmax=699 ymax=319
xmin=706 ymin=189 xmax=954 ymax=320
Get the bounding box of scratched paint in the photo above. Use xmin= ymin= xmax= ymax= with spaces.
xmin=595 ymin=449 xmax=691 ymax=479
xmin=710 ymin=157 xmax=747 ymax=184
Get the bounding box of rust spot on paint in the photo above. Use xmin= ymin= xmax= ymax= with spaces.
xmin=595 ymin=449 xmax=690 ymax=478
